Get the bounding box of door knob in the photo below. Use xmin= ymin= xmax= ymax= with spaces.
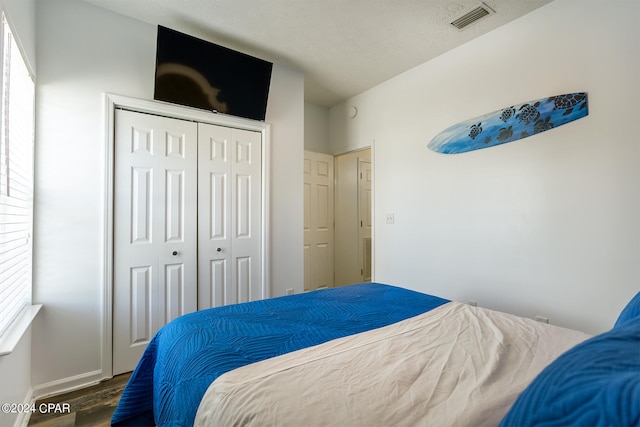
xmin=216 ymin=247 xmax=222 ymax=252
xmin=172 ymin=251 xmax=178 ymax=256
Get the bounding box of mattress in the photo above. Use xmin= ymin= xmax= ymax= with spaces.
xmin=111 ymin=283 xmax=449 ymax=426
xmin=194 ymin=301 xmax=591 ymax=427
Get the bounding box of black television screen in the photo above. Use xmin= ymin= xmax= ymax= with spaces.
xmin=154 ymin=26 xmax=273 ymax=121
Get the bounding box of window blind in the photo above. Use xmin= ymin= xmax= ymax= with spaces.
xmin=0 ymin=14 xmax=35 ymax=338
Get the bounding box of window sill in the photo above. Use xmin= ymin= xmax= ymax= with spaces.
xmin=0 ymin=304 xmax=42 ymax=356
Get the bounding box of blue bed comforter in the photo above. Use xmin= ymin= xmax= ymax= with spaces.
xmin=500 ymin=292 xmax=640 ymax=427
xmin=111 ymin=282 xmax=449 ymax=427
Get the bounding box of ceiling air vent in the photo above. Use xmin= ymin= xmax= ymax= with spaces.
xmin=450 ymin=2 xmax=495 ymax=30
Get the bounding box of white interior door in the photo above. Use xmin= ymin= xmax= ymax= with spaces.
xmin=334 ymin=148 xmax=371 ymax=286
xmin=113 ymin=109 xmax=198 ymax=375
xmin=198 ymin=123 xmax=262 ymax=308
xmin=304 ymin=151 xmax=334 ymax=291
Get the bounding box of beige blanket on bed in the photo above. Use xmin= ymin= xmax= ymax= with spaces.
xmin=195 ymin=301 xmax=590 ymax=427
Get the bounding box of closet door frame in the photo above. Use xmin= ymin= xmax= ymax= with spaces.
xmin=102 ymin=93 xmax=270 ymax=379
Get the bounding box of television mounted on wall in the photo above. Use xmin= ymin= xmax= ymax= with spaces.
xmin=154 ymin=25 xmax=273 ymax=121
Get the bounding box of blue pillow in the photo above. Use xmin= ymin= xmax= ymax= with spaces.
xmin=499 ymin=320 xmax=640 ymax=427
xmin=615 ymin=292 xmax=640 ymax=329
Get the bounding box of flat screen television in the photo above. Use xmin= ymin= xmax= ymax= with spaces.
xmin=154 ymin=25 xmax=273 ymax=121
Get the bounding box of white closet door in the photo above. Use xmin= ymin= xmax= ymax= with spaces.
xmin=198 ymin=123 xmax=262 ymax=309
xmin=113 ymin=109 xmax=198 ymax=375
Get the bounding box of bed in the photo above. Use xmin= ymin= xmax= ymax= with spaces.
xmin=111 ymin=283 xmax=640 ymax=427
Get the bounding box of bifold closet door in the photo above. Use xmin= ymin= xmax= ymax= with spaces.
xmin=197 ymin=123 xmax=262 ymax=309
xmin=113 ymin=109 xmax=198 ymax=375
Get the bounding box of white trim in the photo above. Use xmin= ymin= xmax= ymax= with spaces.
xmin=103 ymin=93 xmax=271 ymax=377
xmin=370 ymin=141 xmax=376 ymax=283
xmin=106 ymin=93 xmax=270 ymax=132
xmin=13 ymin=387 xmax=34 ymax=427
xmin=31 ymin=369 xmax=103 ymax=401
xmin=0 ymin=305 xmax=41 ymax=356
xmin=101 ymin=94 xmax=115 ymax=380
xmin=261 ymin=125 xmax=271 ymax=299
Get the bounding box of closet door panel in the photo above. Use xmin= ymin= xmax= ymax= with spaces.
xmin=230 ymin=128 xmax=262 ymax=303
xmin=198 ymin=124 xmax=262 ymax=308
xmin=198 ymin=124 xmax=232 ymax=309
xmin=113 ymin=109 xmax=198 ymax=375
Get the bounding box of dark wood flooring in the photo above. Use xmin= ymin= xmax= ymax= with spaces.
xmin=28 ymin=373 xmax=130 ymax=427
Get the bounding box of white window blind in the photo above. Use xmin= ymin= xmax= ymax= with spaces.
xmin=0 ymin=13 xmax=35 ymax=338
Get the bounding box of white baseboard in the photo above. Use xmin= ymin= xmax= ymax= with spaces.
xmin=13 ymin=388 xmax=33 ymax=427
xmin=31 ymin=369 xmax=106 ymax=401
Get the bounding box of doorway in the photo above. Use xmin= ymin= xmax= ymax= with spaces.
xmin=334 ymin=148 xmax=372 ymax=286
xmin=303 ymin=148 xmax=372 ymax=291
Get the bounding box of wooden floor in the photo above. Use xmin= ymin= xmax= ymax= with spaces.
xmin=27 ymin=373 xmax=131 ymax=427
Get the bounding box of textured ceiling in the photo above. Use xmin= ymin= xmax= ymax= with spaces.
xmin=80 ymin=0 xmax=553 ymax=107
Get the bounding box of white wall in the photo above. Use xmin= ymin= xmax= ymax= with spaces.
xmin=330 ymin=0 xmax=639 ymax=335
xmin=0 ymin=332 xmax=32 ymax=427
xmin=304 ymin=102 xmax=331 ymax=153
xmin=2 ymin=0 xmax=35 ymax=69
xmin=266 ymin=64 xmax=305 ymax=297
xmin=32 ymin=0 xmax=303 ymax=395
xmin=0 ymin=1 xmax=36 ymax=425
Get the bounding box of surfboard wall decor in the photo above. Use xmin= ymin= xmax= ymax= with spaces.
xmin=428 ymin=92 xmax=588 ymax=154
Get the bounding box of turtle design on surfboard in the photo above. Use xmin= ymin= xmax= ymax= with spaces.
xmin=428 ymin=92 xmax=588 ymax=154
